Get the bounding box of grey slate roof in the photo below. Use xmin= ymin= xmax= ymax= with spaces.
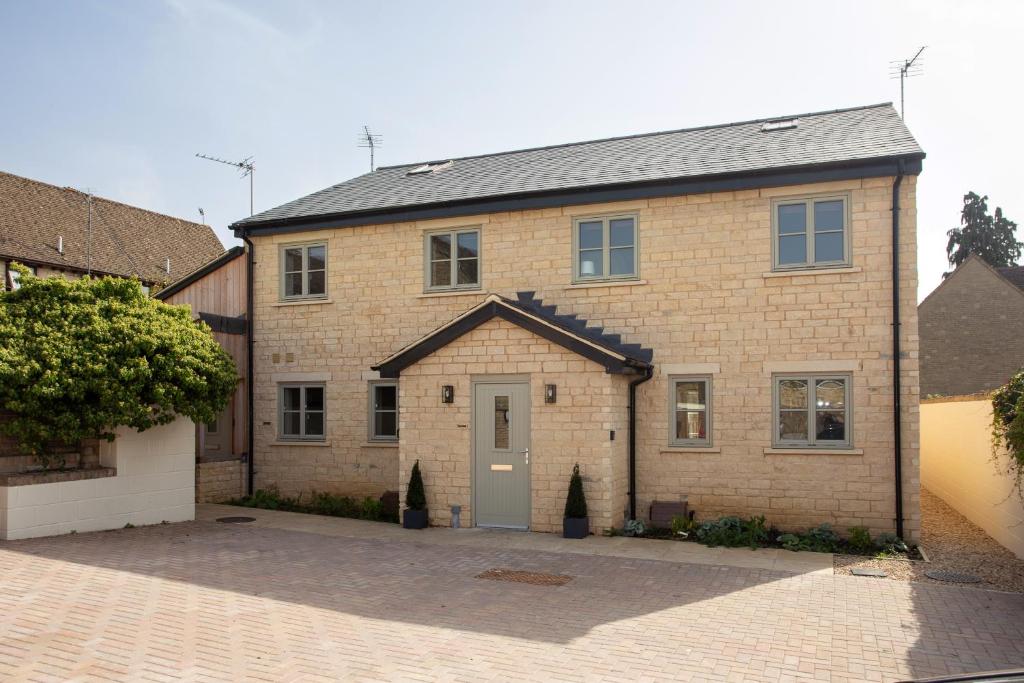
xmin=997 ymin=266 xmax=1024 ymax=291
xmin=236 ymin=103 xmax=923 ymax=229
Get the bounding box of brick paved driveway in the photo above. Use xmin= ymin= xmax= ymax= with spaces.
xmin=1 ymin=520 xmax=1022 ymax=682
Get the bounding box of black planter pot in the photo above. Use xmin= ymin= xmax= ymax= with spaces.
xmin=403 ymin=508 xmax=428 ymax=529
xmin=563 ymin=516 xmax=589 ymax=539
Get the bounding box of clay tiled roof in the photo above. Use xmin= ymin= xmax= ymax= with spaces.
xmin=0 ymin=170 xmax=224 ymax=283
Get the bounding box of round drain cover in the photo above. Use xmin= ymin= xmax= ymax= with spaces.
xmin=924 ymin=569 xmax=982 ymax=583
xmin=216 ymin=516 xmax=256 ymax=524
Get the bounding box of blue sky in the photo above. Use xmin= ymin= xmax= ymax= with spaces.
xmin=2 ymin=0 xmax=1022 ymax=299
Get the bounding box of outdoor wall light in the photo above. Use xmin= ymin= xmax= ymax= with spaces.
xmin=441 ymin=385 xmax=454 ymax=403
xmin=545 ymin=384 xmax=557 ymax=404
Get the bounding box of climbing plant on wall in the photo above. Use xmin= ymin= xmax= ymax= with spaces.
xmin=992 ymin=367 xmax=1024 ymax=500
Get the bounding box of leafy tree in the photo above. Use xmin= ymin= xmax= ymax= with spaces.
xmin=405 ymin=460 xmax=426 ymax=510
xmin=945 ymin=192 xmax=1021 ymax=277
xmin=0 ymin=266 xmax=237 ymax=465
xmin=563 ymin=463 xmax=588 ymax=518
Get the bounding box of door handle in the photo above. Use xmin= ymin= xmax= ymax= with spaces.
xmin=521 ymin=448 xmax=529 ymax=464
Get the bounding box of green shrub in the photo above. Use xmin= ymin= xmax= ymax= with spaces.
xmin=406 ymin=460 xmax=427 ymax=511
xmin=992 ymin=368 xmax=1024 ymax=500
xmin=624 ymin=519 xmax=646 ymax=537
xmin=778 ymin=533 xmax=804 ymax=551
xmin=670 ymin=514 xmax=697 ymax=537
xmin=874 ymin=532 xmax=909 ymax=557
xmin=563 ymin=463 xmax=588 ymax=518
xmin=847 ymin=526 xmax=874 ymax=554
xmin=696 ymin=516 xmax=746 ymax=547
xmin=232 ymin=487 xmax=395 ymax=523
xmin=777 ymin=524 xmax=840 ymax=553
xmin=0 ymin=268 xmax=237 ymax=466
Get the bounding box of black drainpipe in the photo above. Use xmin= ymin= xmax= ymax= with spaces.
xmin=891 ymin=161 xmax=906 ymax=539
xmin=241 ymin=232 xmax=256 ymax=497
xmin=628 ymin=365 xmax=654 ymax=520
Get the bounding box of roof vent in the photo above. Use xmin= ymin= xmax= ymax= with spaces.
xmin=761 ymin=118 xmax=799 ymax=132
xmin=406 ymin=160 xmax=454 ymax=176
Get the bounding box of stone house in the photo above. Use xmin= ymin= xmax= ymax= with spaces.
xmin=231 ymin=103 xmax=925 ymax=540
xmin=919 ymin=254 xmax=1024 ymax=397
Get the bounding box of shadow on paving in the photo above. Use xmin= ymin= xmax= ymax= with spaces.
xmin=2 ymin=520 xmax=1024 ymax=680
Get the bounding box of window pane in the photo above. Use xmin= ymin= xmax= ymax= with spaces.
xmin=609 ymin=218 xmax=634 ymax=247
xmin=375 ymin=385 xmax=396 ymax=410
xmin=206 ymin=417 xmax=218 ymax=434
xmin=579 ymin=250 xmax=602 ymax=277
xmin=814 ymin=201 xmax=844 ymax=231
xmin=494 ymin=396 xmax=509 ymax=449
xmin=778 ymin=380 xmax=807 ymax=409
xmin=283 ymin=387 xmax=301 ymax=411
xmin=430 ymin=234 xmax=451 ymax=260
xmin=283 ymin=411 xmax=301 ymax=436
xmin=778 ymin=234 xmax=807 ymax=265
xmin=815 ymin=380 xmax=845 ymax=410
xmin=431 ymin=260 xmax=451 ymax=287
xmin=307 ymin=270 xmax=326 ymax=296
xmin=578 ymin=221 xmax=603 ymax=249
xmin=779 ymin=411 xmax=808 ymax=441
xmin=675 ymin=380 xmax=708 ymax=441
xmin=814 ymin=232 xmax=844 ymax=263
xmin=778 ymin=204 xmax=806 ymax=235
xmin=304 ymin=387 xmax=324 ymax=411
xmin=457 ymin=258 xmax=478 ymax=285
xmin=305 ymin=411 xmax=324 ymax=437
xmin=675 ymin=381 xmax=706 ymax=411
xmin=307 ymin=245 xmax=326 ymax=271
xmin=609 ymin=247 xmax=634 ymax=276
xmin=375 ymin=411 xmax=397 ymax=438
xmin=456 ymin=232 xmax=478 ymax=259
xmin=284 ymin=248 xmax=303 ymax=273
xmin=676 ymin=410 xmax=706 ymax=441
xmin=285 ymin=272 xmax=303 ymax=297
xmin=815 ymin=411 xmax=845 ymax=441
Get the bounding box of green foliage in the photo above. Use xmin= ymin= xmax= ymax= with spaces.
xmin=777 ymin=523 xmax=840 ymax=553
xmin=670 ymin=514 xmax=698 ymax=537
xmin=778 ymin=533 xmax=803 ymax=551
xmin=874 ymin=532 xmax=909 ymax=557
xmin=945 ymin=192 xmax=1021 ymax=276
xmin=0 ymin=268 xmax=237 ymax=463
xmin=847 ymin=526 xmax=873 ymax=554
xmin=563 ymin=463 xmax=588 ymax=518
xmin=405 ymin=460 xmax=426 ymax=511
xmin=696 ymin=515 xmax=770 ymax=549
xmin=992 ymin=368 xmax=1024 ymax=501
xmin=232 ymin=487 xmax=397 ymax=523
xmin=624 ymin=519 xmax=646 ymax=537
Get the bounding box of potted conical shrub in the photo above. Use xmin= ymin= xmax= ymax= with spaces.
xmin=562 ymin=463 xmax=589 ymax=539
xmin=403 ymin=459 xmax=428 ymax=529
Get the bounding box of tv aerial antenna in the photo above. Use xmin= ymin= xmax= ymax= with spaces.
xmin=358 ymin=126 xmax=383 ymax=172
xmin=889 ymin=46 xmax=926 ymax=120
xmin=195 ymin=153 xmax=255 ymax=216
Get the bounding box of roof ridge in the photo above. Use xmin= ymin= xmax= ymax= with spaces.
xmin=375 ymin=102 xmax=896 ymax=171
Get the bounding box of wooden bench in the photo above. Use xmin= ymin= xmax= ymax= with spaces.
xmin=649 ymin=500 xmax=689 ymax=528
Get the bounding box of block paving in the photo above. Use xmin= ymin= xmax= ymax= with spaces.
xmin=0 ymin=518 xmax=1022 ymax=682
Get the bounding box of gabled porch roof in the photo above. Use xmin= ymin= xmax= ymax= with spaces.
xmin=372 ymin=292 xmax=654 ymax=378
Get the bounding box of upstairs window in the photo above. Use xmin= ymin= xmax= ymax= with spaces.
xmin=772 ymin=195 xmax=849 ymax=270
xmin=573 ymin=214 xmax=638 ymax=282
xmin=425 ymin=228 xmax=480 ymax=291
xmin=280 ymin=243 xmax=327 ymax=300
xmin=279 ymin=384 xmax=325 ymax=441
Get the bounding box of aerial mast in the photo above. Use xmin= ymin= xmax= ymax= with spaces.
xmin=195 ymin=153 xmax=255 ymax=216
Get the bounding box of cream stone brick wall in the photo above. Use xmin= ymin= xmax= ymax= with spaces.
xmin=250 ymin=175 xmax=920 ymax=539
xmin=196 ymin=460 xmax=245 ymax=503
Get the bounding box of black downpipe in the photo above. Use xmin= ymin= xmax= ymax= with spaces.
xmin=891 ymin=162 xmax=905 ymax=539
xmin=241 ymin=233 xmax=256 ymax=497
xmin=628 ymin=366 xmax=654 ymax=520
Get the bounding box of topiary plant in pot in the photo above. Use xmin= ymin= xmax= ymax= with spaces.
xmin=403 ymin=460 xmax=428 ymax=529
xmin=563 ymin=463 xmax=589 ymax=539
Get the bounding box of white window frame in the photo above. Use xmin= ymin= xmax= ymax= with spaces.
xmin=279 ymin=242 xmax=328 ymax=300
xmin=572 ymin=213 xmax=639 ymax=283
xmin=771 ymin=193 xmax=851 ymax=271
xmin=424 ymin=227 xmax=481 ymax=292
xmin=368 ymin=380 xmax=398 ymax=442
xmin=772 ymin=373 xmax=852 ymax=448
xmin=278 ymin=383 xmax=326 ymax=441
xmin=668 ymin=375 xmax=712 ymax=447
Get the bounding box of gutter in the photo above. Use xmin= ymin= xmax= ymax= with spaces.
xmin=627 ymin=366 xmax=654 ymax=521
xmin=891 ymin=161 xmax=906 ymax=539
xmin=240 ymin=232 xmax=256 ymax=497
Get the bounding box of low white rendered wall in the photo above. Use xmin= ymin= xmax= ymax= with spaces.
xmin=0 ymin=417 xmax=195 ymax=540
xmin=920 ymin=398 xmax=1024 ymax=559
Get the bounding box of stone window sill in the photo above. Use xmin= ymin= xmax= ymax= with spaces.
xmin=761 ymin=266 xmax=861 ymax=279
xmin=0 ymin=467 xmax=116 ymax=487
xmin=660 ymin=446 xmax=720 ymax=454
xmin=269 ymin=441 xmax=332 ymax=447
xmin=566 ymin=279 xmax=647 ymax=290
xmin=763 ymin=447 xmax=863 ymax=456
xmin=362 ymin=442 xmax=398 ymax=448
xmin=272 ymin=298 xmax=333 ymax=307
xmin=416 ymin=289 xmax=483 ymax=299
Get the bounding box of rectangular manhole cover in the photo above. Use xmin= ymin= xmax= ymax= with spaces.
xmin=476 ymin=568 xmax=572 ymax=586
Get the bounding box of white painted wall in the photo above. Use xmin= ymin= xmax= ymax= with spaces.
xmin=0 ymin=417 xmax=195 ymax=540
xmin=920 ymin=399 xmax=1024 ymax=559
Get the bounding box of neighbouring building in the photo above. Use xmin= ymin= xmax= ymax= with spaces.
xmin=919 ymin=254 xmax=1024 ymax=397
xmin=231 ymin=103 xmax=925 ymax=539
xmin=0 ymin=170 xmax=223 ymax=291
xmin=156 ymin=246 xmax=249 ymax=503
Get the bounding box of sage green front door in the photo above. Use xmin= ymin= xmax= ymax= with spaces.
xmin=473 ymin=382 xmax=531 ymax=529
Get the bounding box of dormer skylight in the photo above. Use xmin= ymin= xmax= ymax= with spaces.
xmin=406 ymin=160 xmax=454 ymax=176
xmin=761 ymin=118 xmax=799 ymax=132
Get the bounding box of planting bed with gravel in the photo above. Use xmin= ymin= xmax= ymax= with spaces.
xmin=835 ymin=489 xmax=1024 ymax=592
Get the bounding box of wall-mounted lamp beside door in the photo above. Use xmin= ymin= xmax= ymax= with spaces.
xmin=545 ymin=384 xmax=557 ymax=404
xmin=441 ymin=385 xmax=454 ymax=404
